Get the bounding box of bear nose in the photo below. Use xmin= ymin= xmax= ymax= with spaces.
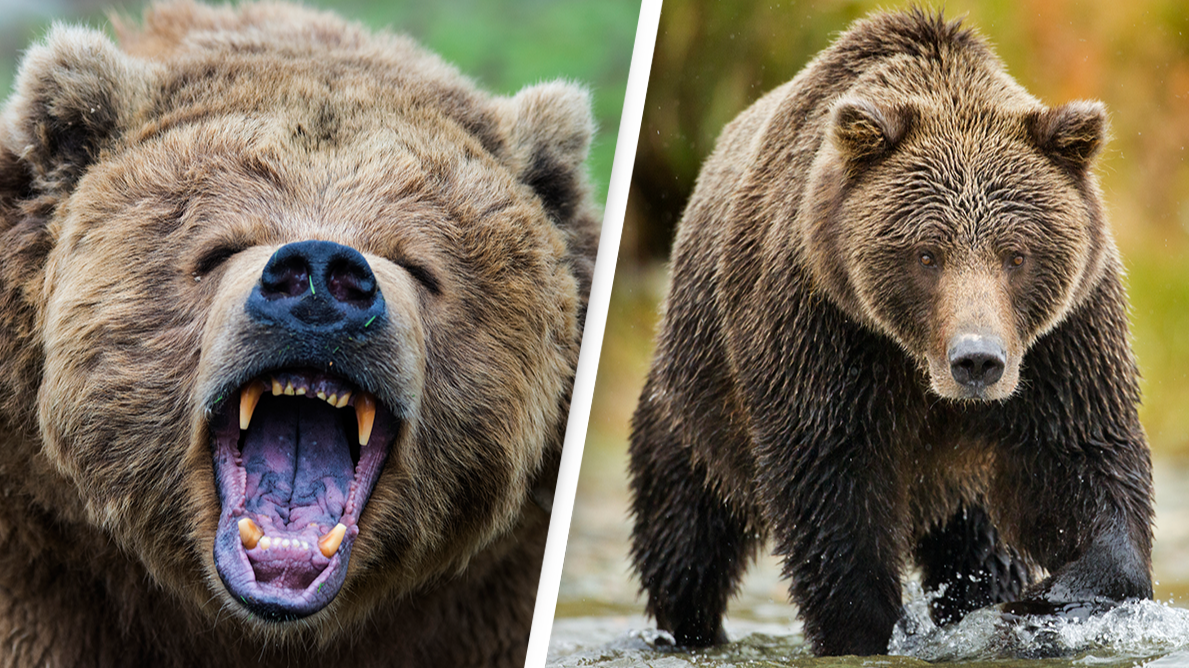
xmin=247 ymin=240 xmax=385 ymax=332
xmin=948 ymin=335 xmax=1006 ymax=389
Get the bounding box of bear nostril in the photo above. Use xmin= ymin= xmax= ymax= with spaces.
xmin=326 ymin=259 xmax=377 ymax=306
xmin=261 ymin=257 xmax=311 ymax=299
xmin=948 ymin=336 xmax=1007 ymax=389
xmin=954 ymin=353 xmax=1004 ymax=384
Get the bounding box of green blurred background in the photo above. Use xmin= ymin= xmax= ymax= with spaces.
xmin=0 ymin=0 xmax=641 ymax=204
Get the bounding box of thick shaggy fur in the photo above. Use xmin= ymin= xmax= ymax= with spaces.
xmin=0 ymin=2 xmax=598 ymax=666
xmin=629 ymin=10 xmax=1152 ymax=656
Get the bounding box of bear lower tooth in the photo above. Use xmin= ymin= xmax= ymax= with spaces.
xmin=239 ymin=381 xmax=267 ymax=430
xmin=319 ymin=523 xmax=347 ymax=557
xmin=356 ymin=393 xmax=376 ymax=446
xmin=238 ymin=518 xmax=263 ymax=549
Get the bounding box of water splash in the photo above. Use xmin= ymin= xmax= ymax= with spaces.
xmin=890 ymin=582 xmax=1189 ymax=663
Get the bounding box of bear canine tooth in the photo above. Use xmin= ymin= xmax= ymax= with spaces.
xmin=238 ymin=517 xmax=263 ymax=549
xmin=271 ymin=379 xmax=283 ymax=396
xmin=239 ymin=381 xmax=267 ymax=430
xmin=318 ymin=523 xmax=347 ymax=557
xmin=356 ymin=392 xmax=376 ymax=446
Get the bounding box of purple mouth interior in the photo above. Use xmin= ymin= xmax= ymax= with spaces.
xmin=211 ymin=369 xmax=397 ymax=620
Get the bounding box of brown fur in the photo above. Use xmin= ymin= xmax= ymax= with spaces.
xmin=630 ymin=10 xmax=1152 ymax=656
xmin=0 ymin=2 xmax=598 ymax=666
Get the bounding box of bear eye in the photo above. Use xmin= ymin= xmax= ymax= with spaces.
xmin=1009 ymin=253 xmax=1025 ymax=268
xmin=919 ymin=251 xmax=936 ymax=267
xmin=399 ymin=261 xmax=441 ymax=295
xmin=194 ymin=245 xmax=246 ymax=277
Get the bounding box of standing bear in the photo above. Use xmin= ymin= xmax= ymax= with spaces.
xmin=0 ymin=1 xmax=599 ymax=666
xmin=629 ymin=9 xmax=1153 ymax=657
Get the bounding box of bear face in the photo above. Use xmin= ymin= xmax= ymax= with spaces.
xmin=0 ymin=0 xmax=596 ymax=658
xmin=804 ymin=82 xmax=1110 ymax=401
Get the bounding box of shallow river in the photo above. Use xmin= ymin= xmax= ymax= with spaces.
xmin=550 ymin=455 xmax=1189 ymax=667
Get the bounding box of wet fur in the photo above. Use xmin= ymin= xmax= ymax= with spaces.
xmin=629 ymin=10 xmax=1152 ymax=656
xmin=0 ymin=2 xmax=598 ymax=666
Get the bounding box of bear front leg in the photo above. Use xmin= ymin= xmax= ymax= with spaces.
xmin=1008 ymin=512 xmax=1152 ymax=614
xmin=763 ymin=440 xmax=907 ymax=656
xmin=628 ymin=388 xmax=759 ymax=647
xmin=914 ymin=504 xmax=1031 ymax=626
xmin=994 ymin=273 xmax=1153 ymax=618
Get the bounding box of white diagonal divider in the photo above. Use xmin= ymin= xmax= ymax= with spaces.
xmin=523 ymin=1 xmax=663 ymax=666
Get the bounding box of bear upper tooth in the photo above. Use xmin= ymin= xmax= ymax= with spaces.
xmin=240 ymin=381 xmax=267 ymax=430
xmin=271 ymin=379 xmax=283 ymax=396
xmin=356 ymin=392 xmax=376 ymax=446
xmin=318 ymin=523 xmax=347 ymax=557
xmin=336 ymin=391 xmax=351 ymax=409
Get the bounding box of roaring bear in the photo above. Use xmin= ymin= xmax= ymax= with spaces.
xmin=0 ymin=2 xmax=598 ymax=666
xmin=629 ymin=9 xmax=1153 ymax=657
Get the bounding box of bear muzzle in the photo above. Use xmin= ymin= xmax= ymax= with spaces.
xmin=201 ymin=239 xmax=422 ymax=623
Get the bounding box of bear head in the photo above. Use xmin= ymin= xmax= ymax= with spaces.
xmin=803 ymin=50 xmax=1112 ymax=402
xmin=0 ymin=0 xmax=595 ymax=640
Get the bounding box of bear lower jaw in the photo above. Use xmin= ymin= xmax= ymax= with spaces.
xmin=209 ymin=368 xmax=399 ymax=622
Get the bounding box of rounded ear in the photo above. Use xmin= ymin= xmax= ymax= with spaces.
xmin=496 ymin=80 xmax=594 ymax=226
xmin=831 ymin=97 xmax=915 ymax=169
xmin=1026 ymin=100 xmax=1107 ymax=173
xmin=2 ymin=24 xmax=155 ymax=195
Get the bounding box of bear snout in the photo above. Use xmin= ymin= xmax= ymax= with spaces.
xmin=247 ymin=240 xmax=386 ymax=334
xmin=947 ymin=333 xmax=1006 ymax=391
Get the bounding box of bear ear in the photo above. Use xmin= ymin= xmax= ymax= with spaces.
xmin=2 ymin=25 xmax=153 ymax=195
xmin=831 ymin=97 xmax=915 ymax=168
xmin=1026 ymin=100 xmax=1107 ymax=173
xmin=498 ymin=81 xmax=594 ymax=225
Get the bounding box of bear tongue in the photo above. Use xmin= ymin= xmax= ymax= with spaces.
xmin=241 ymin=396 xmax=354 ymax=531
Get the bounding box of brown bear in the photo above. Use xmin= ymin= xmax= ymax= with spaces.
xmin=629 ymin=9 xmax=1153 ymax=657
xmin=0 ymin=2 xmax=599 ymax=666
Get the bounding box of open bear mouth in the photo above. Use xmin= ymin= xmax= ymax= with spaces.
xmin=209 ymin=368 xmax=399 ymax=621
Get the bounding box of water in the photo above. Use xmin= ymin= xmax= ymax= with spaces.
xmin=550 ymin=456 xmax=1189 ymax=667
xmin=890 ymin=585 xmax=1189 ymax=663
xmin=549 ymin=596 xmax=1189 ymax=667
